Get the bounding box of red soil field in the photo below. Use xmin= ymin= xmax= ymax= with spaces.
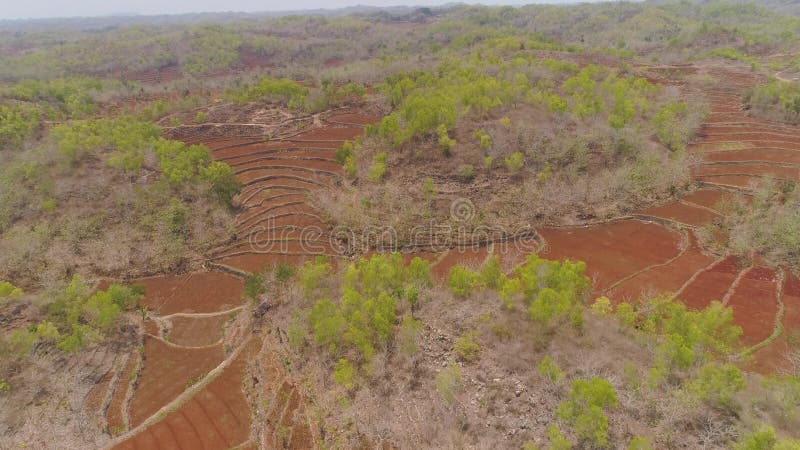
xmin=286 ymin=126 xmax=365 ymax=142
xmin=432 ymin=245 xmax=491 ymax=279
xmin=750 ymin=273 xmax=800 ymax=373
xmin=217 ymin=253 xmax=328 ymax=273
xmin=725 ymin=267 xmax=778 ymax=346
xmin=128 ymin=336 xmax=225 ymax=427
xmin=167 ymin=314 xmax=230 ymax=347
xmin=233 ymin=157 xmax=342 ymax=174
xmin=692 ymin=163 xmax=800 ymax=180
xmin=703 ymin=148 xmax=800 ymax=165
xmin=676 ymin=256 xmax=741 ymax=310
xmin=608 ymin=231 xmax=716 ymax=302
xmin=640 ymin=201 xmax=720 ymax=227
xmin=112 ymin=340 xmax=260 ymax=450
xmin=680 ymin=188 xmax=740 ymax=211
xmin=695 ymin=174 xmax=760 ymax=188
xmin=137 ymin=271 xmax=244 ymax=315
xmin=113 ymin=65 xmax=800 ymax=449
xmin=537 ymin=220 xmax=682 ymax=291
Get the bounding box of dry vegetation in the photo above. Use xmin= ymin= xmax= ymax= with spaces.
xmin=1 ymin=1 xmax=800 ymax=448
xmin=256 ymin=254 xmax=800 ymax=449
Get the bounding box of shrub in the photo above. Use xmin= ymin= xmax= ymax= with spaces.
xmin=615 ymin=303 xmax=637 ymax=328
xmin=556 ymin=377 xmax=617 ymax=447
xmin=0 ymin=281 xmax=22 ymax=298
xmin=454 ymin=331 xmax=481 ymax=362
xmin=367 ymin=152 xmax=388 ymax=182
xmin=333 ymin=358 xmax=356 ymax=390
xmin=40 ymin=199 xmax=57 ymax=213
xmin=46 ymin=277 xmax=142 ymax=353
xmin=591 ymin=296 xmax=613 ymax=316
xmin=547 ymin=424 xmax=573 ymax=450
xmin=457 ymin=164 xmax=476 ymax=181
xmin=479 ymin=256 xmax=504 ymax=289
xmin=344 ymin=155 xmax=357 ymax=178
xmin=228 ymin=76 xmax=308 ymax=108
xmin=745 ymin=80 xmax=800 ymax=125
xmin=299 ymin=257 xmax=333 ymax=299
xmin=435 ymin=363 xmax=462 ymax=404
xmin=688 ymin=362 xmax=745 ymax=412
xmin=652 ymin=100 xmax=693 ymax=151
xmin=735 ymin=425 xmax=800 ymax=450
xmin=437 ymin=124 xmax=456 ymax=156
xmin=275 ymin=264 xmax=296 ymax=283
xmin=504 ymin=151 xmax=524 ymax=173
xmin=422 ymin=177 xmax=436 ymax=200
xmin=0 ymin=103 xmax=40 ymax=148
xmin=448 ymin=265 xmax=479 ymax=297
xmin=473 ymin=129 xmax=492 ymax=150
xmin=398 ymin=315 xmax=423 ymax=354
xmin=306 ymin=253 xmax=432 ymax=365
xmin=628 ymin=436 xmax=652 ymax=450
xmin=244 ymin=273 xmax=266 ymax=302
xmin=155 ymin=139 xmax=211 ymax=185
xmin=335 ymin=141 xmax=355 ymax=165
xmin=538 ymin=354 xmax=565 ymax=383
xmin=195 ymin=111 xmax=206 ymax=123
xmin=201 ymin=161 xmax=241 ymax=207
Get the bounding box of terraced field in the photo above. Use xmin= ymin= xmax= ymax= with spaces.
xmin=104 ymin=65 xmax=799 ymax=449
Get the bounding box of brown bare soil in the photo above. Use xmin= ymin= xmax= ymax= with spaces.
xmin=677 ymin=256 xmax=742 ymax=310
xmin=105 ymin=351 xmax=140 ymax=434
xmin=538 ymin=220 xmax=682 ymax=291
xmin=432 ymin=245 xmax=491 ymax=279
xmin=137 ymin=271 xmax=244 ymax=315
xmin=112 ymin=339 xmax=259 ymax=450
xmin=128 ymin=336 xmax=225 ymax=427
xmin=641 ymin=200 xmax=721 ymax=227
xmin=726 ymin=267 xmax=778 ymax=346
xmin=166 ymin=314 xmax=230 ymax=347
xmin=609 ymin=231 xmax=716 ymax=302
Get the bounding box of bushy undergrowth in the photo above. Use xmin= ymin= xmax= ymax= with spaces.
xmin=319 ymin=47 xmax=703 ymax=240
xmin=745 ymin=80 xmax=800 ymax=125
xmin=0 ymin=92 xmax=240 ymax=285
xmin=291 ymin=254 xmax=433 ymax=375
xmin=0 ymin=276 xmax=142 ymax=357
xmin=722 ymin=181 xmax=800 ymax=268
xmin=265 ymin=251 xmax=800 ymax=448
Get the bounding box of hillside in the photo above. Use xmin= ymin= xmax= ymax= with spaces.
xmin=1 ymin=2 xmax=799 ymax=449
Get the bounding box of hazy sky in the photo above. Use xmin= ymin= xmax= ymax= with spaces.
xmin=1 ymin=0 xmax=545 ymax=20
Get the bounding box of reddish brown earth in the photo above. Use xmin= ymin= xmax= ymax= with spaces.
xmin=432 ymin=245 xmax=491 ymax=279
xmin=640 ymin=201 xmax=721 ymax=227
xmin=105 ymin=351 xmax=140 ymax=434
xmin=166 ymin=315 xmax=230 ymax=347
xmin=128 ymin=336 xmax=225 ymax=427
xmin=111 ymin=339 xmax=260 ymax=450
xmin=608 ymin=231 xmax=716 ymax=302
xmin=537 ymin=220 xmax=682 ymax=291
xmin=675 ymin=256 xmax=742 ymax=310
xmin=136 ymin=271 xmax=244 ymax=315
xmin=726 ymin=267 xmax=778 ymax=346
